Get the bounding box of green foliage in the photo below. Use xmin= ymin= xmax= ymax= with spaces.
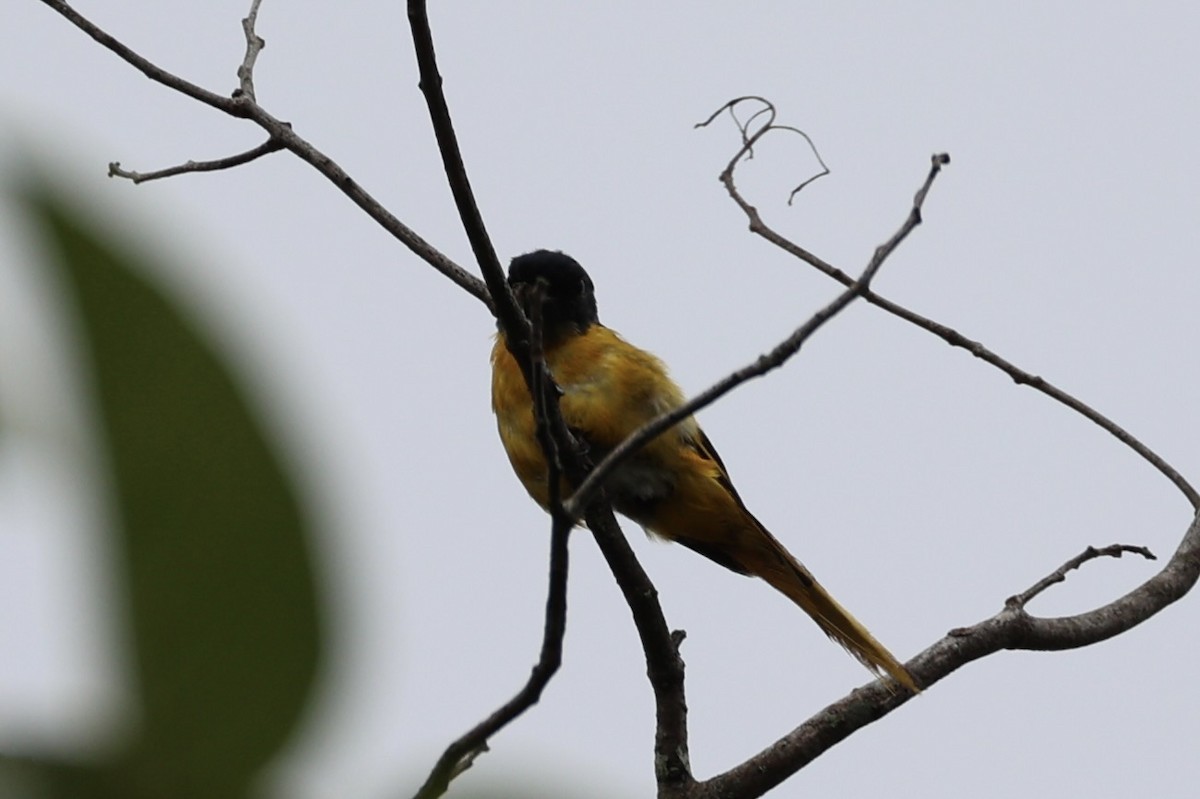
xmin=4 ymin=183 xmax=322 ymax=798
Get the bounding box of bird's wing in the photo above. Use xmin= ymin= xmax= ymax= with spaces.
xmin=686 ymin=426 xmax=750 ymax=509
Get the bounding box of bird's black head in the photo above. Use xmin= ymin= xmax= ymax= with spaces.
xmin=507 ymin=250 xmax=600 ymax=340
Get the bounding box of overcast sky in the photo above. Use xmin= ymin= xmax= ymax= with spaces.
xmin=2 ymin=2 xmax=1199 ymax=797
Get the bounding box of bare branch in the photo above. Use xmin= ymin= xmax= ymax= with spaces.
xmin=412 ymin=294 xmax=573 ymax=799
xmin=45 ymin=1 xmax=678 ymax=791
xmin=696 ymin=96 xmax=775 ymax=151
xmin=39 ymin=0 xmax=490 ymax=308
xmin=252 ymin=103 xmax=490 ymax=306
xmin=107 ymin=138 xmax=283 ymax=184
xmin=564 ymin=152 xmax=951 ymax=795
xmin=695 ymin=512 xmax=1198 ymax=799
xmin=786 ymin=135 xmax=831 ymax=203
xmin=412 ymin=519 xmax=573 ymax=799
xmin=50 ymin=1 xmax=1194 ymax=790
xmin=566 ymin=153 xmax=950 ymax=521
xmin=236 ymin=0 xmax=266 ymax=102
xmin=563 ymin=153 xmax=950 ymax=792
xmin=909 ymin=319 xmax=1199 ymax=509
xmin=695 ymin=97 xmax=831 ymax=204
xmin=405 ymin=0 xmax=508 ymax=322
xmin=1007 ymin=544 xmax=1157 ymax=610
xmin=699 ymin=97 xmax=1199 ymax=511
xmin=403 ymin=4 xmax=691 ymax=789
xmin=583 ymin=515 xmax=694 ymax=793
xmin=38 ymin=0 xmax=241 ymax=115
xmin=685 ymin=97 xmax=1200 ymax=798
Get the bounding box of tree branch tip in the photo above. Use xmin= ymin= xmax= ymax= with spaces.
xmin=670 ymin=629 xmax=688 ymax=650
xmin=1104 ymin=543 xmax=1157 ymax=561
xmin=695 ymin=97 xmax=756 ymax=130
xmin=107 ymin=161 xmax=146 ymax=184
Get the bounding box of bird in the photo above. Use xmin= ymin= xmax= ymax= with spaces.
xmin=489 ymin=249 xmax=917 ymax=692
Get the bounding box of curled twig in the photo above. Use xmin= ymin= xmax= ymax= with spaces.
xmin=696 ymin=96 xmax=831 ymax=204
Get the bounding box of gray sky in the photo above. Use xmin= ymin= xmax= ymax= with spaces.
xmin=2 ymin=2 xmax=1199 ymax=797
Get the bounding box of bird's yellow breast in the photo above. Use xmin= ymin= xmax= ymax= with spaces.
xmin=490 ymin=325 xmax=703 ymax=512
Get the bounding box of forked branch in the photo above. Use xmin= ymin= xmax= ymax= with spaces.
xmin=35 ymin=8 xmax=1200 ymax=795
xmin=404 ymin=2 xmax=690 ymax=793
xmin=678 ymin=98 xmax=1200 ymax=799
xmin=567 ymin=153 xmax=950 ymax=520
xmin=39 ymin=0 xmax=489 ymax=307
xmin=697 ymin=97 xmax=1198 ymax=509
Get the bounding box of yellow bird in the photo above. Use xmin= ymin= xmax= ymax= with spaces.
xmin=490 ymin=249 xmax=917 ymax=692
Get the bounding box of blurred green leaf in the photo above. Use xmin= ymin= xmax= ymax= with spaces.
xmin=20 ymin=185 xmax=322 ymax=798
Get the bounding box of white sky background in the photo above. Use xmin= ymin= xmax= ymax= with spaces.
xmin=2 ymin=2 xmax=1198 ymax=797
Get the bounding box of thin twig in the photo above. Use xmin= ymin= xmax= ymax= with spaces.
xmin=412 ymin=520 xmax=572 ymax=799
xmin=1007 ymin=544 xmax=1157 ymax=609
xmin=698 ymin=97 xmax=1199 ymax=511
xmin=236 ymin=0 xmax=266 ymax=102
xmin=108 ymin=138 xmax=283 ymax=184
xmin=39 ymin=0 xmax=239 ymax=114
xmin=566 ymin=154 xmax=950 ymax=521
xmin=405 ymin=0 xmax=508 ymax=321
xmin=412 ymin=293 xmax=571 ymax=799
xmin=694 ymin=96 xmax=831 ymax=202
xmin=786 ymin=132 xmax=831 ymax=203
xmin=698 ymin=96 xmax=775 ymax=152
xmin=39 ymin=0 xmax=490 ymax=308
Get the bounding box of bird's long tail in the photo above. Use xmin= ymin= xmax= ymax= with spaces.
xmin=747 ymin=527 xmax=919 ymax=693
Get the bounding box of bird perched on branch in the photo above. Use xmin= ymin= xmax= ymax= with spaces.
xmin=490 ymin=249 xmax=917 ymax=692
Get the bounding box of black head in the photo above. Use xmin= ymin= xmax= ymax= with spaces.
xmin=507 ymin=250 xmax=600 ymax=338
